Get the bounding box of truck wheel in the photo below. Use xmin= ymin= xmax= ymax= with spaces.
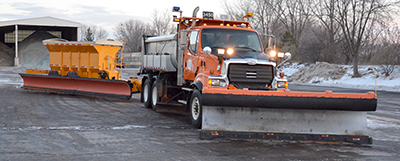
xmin=151 ymin=82 xmax=158 ymax=111
xmin=143 ymin=79 xmax=152 ymax=108
xmin=190 ymin=90 xmax=202 ymax=129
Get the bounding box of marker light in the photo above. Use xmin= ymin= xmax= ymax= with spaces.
xmin=269 ymin=50 xmax=277 ymax=57
xmin=245 ymin=13 xmax=254 ymax=17
xmin=276 ymin=81 xmax=287 ymax=88
xmin=208 ymin=78 xmax=227 ymax=87
xmin=217 ymin=49 xmax=225 ymax=55
xmin=173 ymin=15 xmax=180 ymax=22
xmin=227 ymin=48 xmax=234 ymax=55
xmin=278 ymin=52 xmax=284 ymax=58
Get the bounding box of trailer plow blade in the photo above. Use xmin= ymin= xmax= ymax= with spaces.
xmin=200 ymin=89 xmax=377 ymax=144
xmin=20 ymin=74 xmax=132 ymax=99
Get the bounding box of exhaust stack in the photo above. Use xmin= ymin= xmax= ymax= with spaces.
xmin=191 ymin=6 xmax=199 ymax=28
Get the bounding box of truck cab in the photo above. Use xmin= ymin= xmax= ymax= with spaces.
xmin=182 ymin=17 xmax=288 ymax=92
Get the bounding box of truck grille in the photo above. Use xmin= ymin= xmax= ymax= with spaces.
xmin=228 ymin=63 xmax=274 ymax=89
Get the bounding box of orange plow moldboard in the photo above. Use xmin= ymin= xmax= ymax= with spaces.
xmin=20 ymin=74 xmax=132 ymax=99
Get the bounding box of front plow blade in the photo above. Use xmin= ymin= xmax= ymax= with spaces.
xmin=200 ymin=89 xmax=377 ymax=144
xmin=201 ymin=107 xmax=372 ymax=144
xmin=20 ymin=74 xmax=132 ymax=99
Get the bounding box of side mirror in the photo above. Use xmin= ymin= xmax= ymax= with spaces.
xmin=276 ymin=52 xmax=292 ymax=68
xmin=203 ymin=46 xmax=212 ymax=55
xmin=284 ymin=52 xmax=291 ymax=60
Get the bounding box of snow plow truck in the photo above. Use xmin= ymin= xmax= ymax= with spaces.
xmin=20 ymin=7 xmax=377 ymax=144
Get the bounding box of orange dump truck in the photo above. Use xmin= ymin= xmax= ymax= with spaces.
xmin=139 ymin=7 xmax=376 ymax=144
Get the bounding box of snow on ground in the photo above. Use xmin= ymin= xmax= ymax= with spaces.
xmin=1 ymin=62 xmax=399 ymax=92
xmin=280 ymin=62 xmax=400 ymax=92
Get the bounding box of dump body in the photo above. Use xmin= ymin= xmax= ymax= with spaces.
xmin=142 ymin=34 xmax=178 ymax=71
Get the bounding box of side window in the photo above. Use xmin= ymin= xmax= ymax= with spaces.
xmin=189 ymin=31 xmax=199 ymax=53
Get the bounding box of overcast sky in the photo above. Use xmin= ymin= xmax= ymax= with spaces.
xmin=0 ymin=0 xmax=226 ymax=36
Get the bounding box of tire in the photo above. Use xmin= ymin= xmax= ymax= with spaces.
xmin=48 ymin=70 xmax=59 ymax=76
xmin=189 ymin=90 xmax=202 ymax=129
xmin=143 ymin=79 xmax=152 ymax=108
xmin=67 ymin=71 xmax=79 ymax=78
xmin=151 ymin=81 xmax=158 ymax=111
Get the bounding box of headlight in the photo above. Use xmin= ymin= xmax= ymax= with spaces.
xmin=227 ymin=48 xmax=234 ymax=55
xmin=269 ymin=50 xmax=277 ymax=57
xmin=275 ymin=81 xmax=287 ymax=88
xmin=208 ymin=78 xmax=227 ymax=87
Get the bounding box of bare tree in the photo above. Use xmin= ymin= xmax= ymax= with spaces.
xmin=299 ymin=32 xmax=323 ymax=63
xmin=252 ymin=0 xmax=284 ymax=48
xmin=151 ymin=9 xmax=176 ymax=36
xmin=371 ymin=26 xmax=400 ymax=76
xmin=271 ymin=0 xmax=313 ymax=57
xmin=97 ymin=28 xmax=109 ymax=40
xmin=114 ymin=19 xmax=152 ymax=52
xmin=309 ymin=0 xmax=341 ymax=63
xmin=221 ymin=0 xmax=254 ymax=21
xmin=80 ymin=24 xmax=109 ymax=41
xmin=221 ymin=0 xmax=285 ymax=49
xmin=334 ymin=0 xmax=398 ymax=76
xmin=222 ymin=0 xmax=400 ymax=67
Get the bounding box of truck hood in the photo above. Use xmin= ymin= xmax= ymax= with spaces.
xmin=229 ymin=50 xmax=270 ymax=61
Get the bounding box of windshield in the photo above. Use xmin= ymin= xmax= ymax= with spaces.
xmin=201 ymin=28 xmax=262 ymax=54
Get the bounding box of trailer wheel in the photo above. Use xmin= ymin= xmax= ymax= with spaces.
xmin=143 ymin=79 xmax=152 ymax=108
xmin=190 ymin=90 xmax=202 ymax=129
xmin=151 ymin=82 xmax=158 ymax=111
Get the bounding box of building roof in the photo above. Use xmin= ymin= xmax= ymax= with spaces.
xmin=0 ymin=16 xmax=80 ymax=28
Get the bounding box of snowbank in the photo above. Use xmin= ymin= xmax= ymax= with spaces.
xmin=280 ymin=62 xmax=400 ymax=92
xmin=0 ymin=42 xmax=14 ymax=66
xmin=19 ymin=30 xmax=56 ymax=68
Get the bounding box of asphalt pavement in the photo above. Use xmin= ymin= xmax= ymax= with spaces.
xmin=0 ymin=67 xmax=399 ymax=160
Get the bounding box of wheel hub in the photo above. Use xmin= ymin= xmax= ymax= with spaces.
xmin=192 ymin=98 xmax=200 ymax=120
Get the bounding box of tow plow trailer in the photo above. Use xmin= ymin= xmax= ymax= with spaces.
xmin=200 ymin=88 xmax=377 ymax=144
xmin=19 ymin=38 xmax=140 ymax=99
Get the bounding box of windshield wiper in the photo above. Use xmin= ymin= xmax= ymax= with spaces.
xmin=209 ymin=46 xmax=224 ymax=48
xmin=233 ymin=46 xmax=258 ymax=52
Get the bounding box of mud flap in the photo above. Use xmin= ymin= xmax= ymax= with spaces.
xmin=20 ymin=74 xmax=132 ymax=99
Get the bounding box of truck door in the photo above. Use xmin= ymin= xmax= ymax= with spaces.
xmin=184 ymin=30 xmax=199 ymax=81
